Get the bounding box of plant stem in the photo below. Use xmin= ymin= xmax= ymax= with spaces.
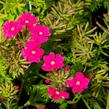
xmin=17 ymin=79 xmax=25 ymax=105
xmin=7 ymin=99 xmax=10 ymax=109
xmin=67 ymin=93 xmax=81 ymax=104
xmin=82 ymin=97 xmax=91 ymax=109
xmin=37 ymin=73 xmax=54 ymax=82
xmin=16 ymin=64 xmax=31 ymax=106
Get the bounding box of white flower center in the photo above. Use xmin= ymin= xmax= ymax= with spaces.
xmin=39 ymin=31 xmax=43 ymax=35
xmin=11 ymin=27 xmax=15 ymax=31
xmin=25 ymin=47 xmax=28 ymax=50
xmin=50 ymin=61 xmax=55 ymax=65
xmin=32 ymin=50 xmax=36 ymax=54
xmin=76 ymin=81 xmax=80 ymax=86
xmin=56 ymin=91 xmax=60 ymax=95
xmin=25 ymin=20 xmax=29 ymax=24
xmin=61 ymin=96 xmax=65 ymax=99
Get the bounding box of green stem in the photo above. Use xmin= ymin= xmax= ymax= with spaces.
xmin=17 ymin=80 xmax=25 ymax=105
xmin=7 ymin=99 xmax=11 ymax=109
xmin=37 ymin=73 xmax=55 ymax=82
xmin=67 ymin=94 xmax=81 ymax=104
xmin=16 ymin=67 xmax=30 ymax=105
xmin=82 ymin=97 xmax=91 ymax=109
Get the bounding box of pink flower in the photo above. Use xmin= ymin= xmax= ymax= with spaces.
xmin=45 ymin=79 xmax=51 ymax=84
xmin=48 ymin=72 xmax=53 ymax=75
xmin=0 ymin=98 xmax=5 ymax=102
xmin=17 ymin=13 xmax=38 ymax=29
xmin=47 ymin=87 xmax=69 ymax=100
xmin=66 ymin=72 xmax=90 ymax=93
xmin=15 ymin=86 xmax=20 ymax=90
xmin=37 ymin=107 xmax=45 ymax=109
xmin=30 ymin=24 xmax=51 ymax=43
xmin=59 ymin=91 xmax=69 ymax=99
xmin=47 ymin=87 xmax=61 ymax=100
xmin=65 ymin=65 xmax=70 ymax=72
xmin=42 ymin=52 xmax=64 ymax=71
xmin=66 ymin=76 xmax=74 ymax=87
xmin=22 ymin=40 xmax=44 ymax=63
xmin=37 ymin=107 xmax=48 ymax=109
xmin=2 ymin=21 xmax=22 ymax=38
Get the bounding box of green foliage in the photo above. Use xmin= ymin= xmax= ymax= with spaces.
xmin=0 ymin=0 xmax=25 ymax=19
xmin=59 ymin=103 xmax=68 ymax=109
xmin=0 ymin=82 xmax=17 ymax=99
xmin=31 ymin=0 xmax=53 ymax=18
xmin=106 ymin=92 xmax=109 ymax=109
xmin=71 ymin=22 xmax=96 ymax=64
xmin=85 ymin=0 xmax=109 ymax=11
xmin=0 ymin=55 xmax=11 ymax=83
xmin=38 ymin=85 xmax=50 ymax=102
xmin=67 ymin=93 xmax=81 ymax=104
xmin=43 ymin=0 xmax=84 ymax=32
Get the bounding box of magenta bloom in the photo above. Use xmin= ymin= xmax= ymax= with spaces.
xmin=42 ymin=52 xmax=64 ymax=71
xmin=66 ymin=72 xmax=90 ymax=93
xmin=59 ymin=91 xmax=69 ymax=99
xmin=45 ymin=79 xmax=51 ymax=84
xmin=18 ymin=13 xmax=38 ymax=29
xmin=22 ymin=40 xmax=44 ymax=63
xmin=47 ymin=87 xmax=60 ymax=100
xmin=65 ymin=65 xmax=70 ymax=72
xmin=2 ymin=21 xmax=22 ymax=38
xmin=66 ymin=76 xmax=74 ymax=87
xmin=30 ymin=24 xmax=51 ymax=43
xmin=47 ymin=87 xmax=69 ymax=100
xmin=37 ymin=107 xmax=45 ymax=109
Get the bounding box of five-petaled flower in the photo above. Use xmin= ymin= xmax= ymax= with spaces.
xmin=47 ymin=87 xmax=69 ymax=100
xmin=42 ymin=52 xmax=64 ymax=71
xmin=22 ymin=40 xmax=44 ymax=63
xmin=66 ymin=72 xmax=90 ymax=93
xmin=2 ymin=21 xmax=22 ymax=38
xmin=30 ymin=24 xmax=51 ymax=43
xmin=17 ymin=12 xmax=38 ymax=30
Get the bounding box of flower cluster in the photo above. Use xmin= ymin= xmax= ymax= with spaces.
xmin=42 ymin=52 xmax=64 ymax=71
xmin=17 ymin=13 xmax=38 ymax=30
xmin=46 ymin=70 xmax=90 ymax=101
xmin=2 ymin=21 xmax=22 ymax=38
xmin=66 ymin=72 xmax=90 ymax=93
xmin=22 ymin=40 xmax=44 ymax=63
xmin=2 ymin=12 xmax=90 ymax=104
xmin=47 ymin=87 xmax=69 ymax=100
xmin=2 ymin=12 xmax=51 ymax=63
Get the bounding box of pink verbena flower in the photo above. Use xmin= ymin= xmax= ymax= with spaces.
xmin=2 ymin=21 xmax=22 ymax=38
xmin=0 ymin=98 xmax=5 ymax=102
xmin=37 ymin=107 xmax=45 ymax=109
xmin=15 ymin=86 xmax=20 ymax=90
xmin=17 ymin=13 xmax=38 ymax=29
xmin=42 ymin=52 xmax=64 ymax=71
xmin=22 ymin=40 xmax=44 ymax=63
xmin=66 ymin=72 xmax=90 ymax=93
xmin=45 ymin=79 xmax=51 ymax=84
xmin=47 ymin=87 xmax=60 ymax=100
xmin=66 ymin=76 xmax=74 ymax=87
xmin=47 ymin=87 xmax=69 ymax=100
xmin=65 ymin=65 xmax=70 ymax=72
xmin=30 ymin=24 xmax=51 ymax=43
xmin=48 ymin=72 xmax=53 ymax=75
xmin=59 ymin=91 xmax=69 ymax=99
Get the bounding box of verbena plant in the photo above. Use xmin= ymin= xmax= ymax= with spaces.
xmin=0 ymin=0 xmax=109 ymax=109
